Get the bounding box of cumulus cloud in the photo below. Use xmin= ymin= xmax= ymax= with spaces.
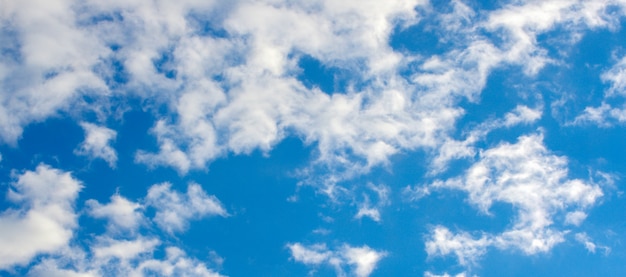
xmin=29 ymin=238 xmax=225 ymax=277
xmin=73 ymin=182 xmax=228 ymax=276
xmin=287 ymin=243 xmax=386 ymax=277
xmin=0 ymin=162 xmax=227 ymax=276
xmin=0 ymin=0 xmax=109 ymax=145
xmin=421 ymin=133 xmax=603 ymax=265
xmin=145 ymin=182 xmax=228 ymax=234
xmin=1 ymin=0 xmax=622 ymax=197
xmin=86 ymin=194 xmax=144 ymax=232
xmin=76 ymin=122 xmax=118 ymax=167
xmin=0 ymin=164 xmax=82 ymax=269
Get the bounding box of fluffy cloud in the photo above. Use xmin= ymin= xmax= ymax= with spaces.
xmin=87 ymin=194 xmax=144 ymax=232
xmin=145 ymin=182 xmax=228 ymax=234
xmin=0 ymin=163 xmax=227 ymax=276
xmin=421 ymin=133 xmax=603 ymax=266
xmin=0 ymin=164 xmax=82 ymax=269
xmin=1 ymin=0 xmax=623 ymax=195
xmin=28 ymin=239 xmax=225 ymax=277
xmin=287 ymin=243 xmax=386 ymax=277
xmin=71 ymin=182 xmax=228 ymax=277
xmin=0 ymin=0 xmax=109 ymax=145
xmin=76 ymin=122 xmax=118 ymax=167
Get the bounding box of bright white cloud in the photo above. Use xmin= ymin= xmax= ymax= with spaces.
xmin=145 ymin=182 xmax=228 ymax=234
xmin=0 ymin=0 xmax=109 ymax=145
xmin=287 ymin=243 xmax=386 ymax=277
xmin=0 ymin=162 xmax=228 ymax=276
xmin=564 ymin=211 xmax=588 ymax=226
xmin=76 ymin=122 xmax=118 ymax=167
xmin=29 ymin=237 xmax=225 ymax=277
xmin=425 ymin=227 xmax=490 ymax=266
xmin=0 ymin=0 xmax=621 ymax=198
xmin=0 ymin=164 xmax=82 ymax=269
xmin=423 ymin=133 xmax=603 ymax=265
xmin=27 ymin=182 xmax=226 ymax=277
xmin=87 ymin=194 xmax=144 ymax=232
xmin=288 ymin=243 xmax=332 ymax=265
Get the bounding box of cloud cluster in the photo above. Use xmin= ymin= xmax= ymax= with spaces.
xmin=2 ymin=0 xmax=624 ymax=190
xmin=421 ymin=133 xmax=603 ymax=265
xmin=287 ymin=242 xmax=386 ymax=277
xmin=576 ymin=55 xmax=626 ymax=125
xmin=0 ymin=164 xmax=227 ymax=276
xmin=0 ymin=164 xmax=82 ymax=269
xmin=2 ymin=0 xmax=626 ymax=275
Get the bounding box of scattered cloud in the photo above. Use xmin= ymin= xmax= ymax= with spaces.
xmin=0 ymin=163 xmax=227 ymax=276
xmin=75 ymin=122 xmax=118 ymax=167
xmin=576 ymin=55 xmax=626 ymax=126
xmin=0 ymin=164 xmax=82 ymax=269
xmin=145 ymin=182 xmax=228 ymax=234
xmin=287 ymin=243 xmax=386 ymax=277
xmin=86 ymin=194 xmax=144 ymax=233
xmin=421 ymin=133 xmax=603 ymax=266
xmin=1 ymin=0 xmax=626 ymax=275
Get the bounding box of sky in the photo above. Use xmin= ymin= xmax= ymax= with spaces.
xmin=1 ymin=0 xmax=626 ymax=276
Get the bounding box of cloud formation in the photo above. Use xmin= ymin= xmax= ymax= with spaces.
xmin=0 ymin=164 xmax=82 ymax=269
xmin=76 ymin=122 xmax=118 ymax=167
xmin=0 ymin=163 xmax=227 ymax=276
xmin=422 ymin=133 xmax=603 ymax=265
xmin=287 ymin=243 xmax=386 ymax=277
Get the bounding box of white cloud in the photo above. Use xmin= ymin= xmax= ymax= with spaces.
xmin=29 ymin=237 xmax=225 ymax=277
xmin=355 ymin=206 xmax=381 ymax=222
xmin=424 ymin=271 xmax=469 ymax=277
xmin=145 ymin=182 xmax=228 ymax=234
xmin=0 ymin=0 xmax=109 ymax=145
xmin=288 ymin=243 xmax=332 ymax=265
xmin=423 ymin=133 xmax=603 ymax=265
xmin=564 ymin=211 xmax=588 ymax=226
xmin=430 ymin=105 xmax=542 ymax=174
xmin=354 ymin=183 xmax=390 ymax=222
xmin=92 ymin=236 xmax=159 ymax=262
xmin=576 ymin=55 xmax=626 ymax=125
xmin=341 ymin=245 xmax=387 ymax=277
xmin=603 ymin=55 xmax=626 ymax=96
xmin=0 ymin=0 xmax=620 ymax=200
xmin=287 ymin=243 xmax=386 ymax=277
xmin=574 ymin=232 xmax=610 ymax=255
xmin=575 ymin=232 xmax=597 ymax=253
xmin=0 ymin=164 xmax=82 ymax=269
xmin=76 ymin=122 xmax=118 ymax=167
xmin=503 ymin=105 xmax=543 ymax=127
xmin=0 ymin=163 xmax=228 ymax=276
xmin=86 ymin=194 xmax=144 ymax=232
xmin=425 ymin=227 xmax=490 ymax=266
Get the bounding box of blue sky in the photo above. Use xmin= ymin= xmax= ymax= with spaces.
xmin=1 ymin=0 xmax=626 ymax=276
